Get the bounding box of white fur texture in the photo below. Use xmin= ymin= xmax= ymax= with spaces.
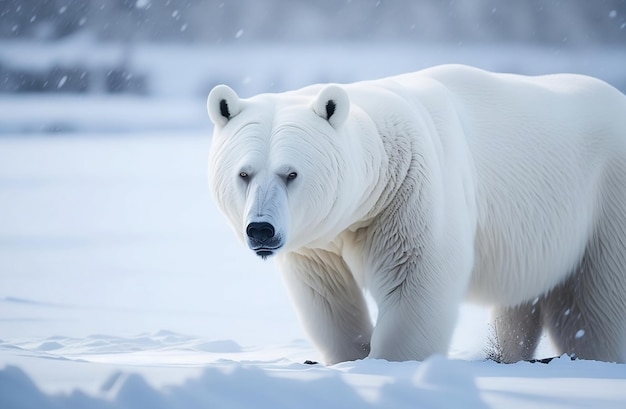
xmin=207 ymin=64 xmax=626 ymax=364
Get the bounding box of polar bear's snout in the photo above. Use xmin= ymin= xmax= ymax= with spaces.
xmin=247 ymin=221 xmax=276 ymax=251
xmin=245 ymin=220 xmax=283 ymax=258
xmin=247 ymin=221 xmax=275 ymax=242
xmin=242 ymin=175 xmax=290 ymax=258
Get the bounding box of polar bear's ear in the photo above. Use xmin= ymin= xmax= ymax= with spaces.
xmin=312 ymin=84 xmax=350 ymax=128
xmin=207 ymin=85 xmax=242 ymax=127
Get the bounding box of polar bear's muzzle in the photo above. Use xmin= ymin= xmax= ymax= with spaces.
xmin=246 ymin=221 xmax=283 ymax=258
xmin=244 ymin=179 xmax=289 ymax=259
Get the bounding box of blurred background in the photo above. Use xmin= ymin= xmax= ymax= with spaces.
xmin=1 ymin=0 xmax=625 ymax=133
xmin=0 ymin=1 xmax=625 ymax=347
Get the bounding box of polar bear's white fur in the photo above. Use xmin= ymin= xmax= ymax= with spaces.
xmin=207 ymin=64 xmax=626 ymax=364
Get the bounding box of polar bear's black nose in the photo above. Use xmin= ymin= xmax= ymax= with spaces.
xmin=246 ymin=221 xmax=275 ymax=243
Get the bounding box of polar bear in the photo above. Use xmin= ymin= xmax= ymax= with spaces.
xmin=207 ymin=64 xmax=626 ymax=365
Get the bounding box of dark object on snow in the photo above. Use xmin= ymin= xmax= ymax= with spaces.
xmin=526 ymin=355 xmax=578 ymax=364
xmin=487 ymin=355 xmax=578 ymax=364
xmin=303 ymin=360 xmax=318 ymax=365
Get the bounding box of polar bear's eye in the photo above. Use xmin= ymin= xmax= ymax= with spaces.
xmin=239 ymin=171 xmax=249 ymax=179
xmin=287 ymin=172 xmax=298 ymax=181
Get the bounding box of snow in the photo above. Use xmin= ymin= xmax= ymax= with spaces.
xmin=1 ymin=42 xmax=626 ymax=408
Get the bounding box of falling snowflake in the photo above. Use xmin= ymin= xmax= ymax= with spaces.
xmin=57 ymin=76 xmax=68 ymax=88
xmin=136 ymin=0 xmax=151 ymax=9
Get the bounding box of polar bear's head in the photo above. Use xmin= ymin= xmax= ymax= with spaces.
xmin=207 ymin=84 xmax=359 ymax=258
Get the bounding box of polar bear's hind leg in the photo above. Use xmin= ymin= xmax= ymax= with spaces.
xmin=541 ymin=171 xmax=626 ymax=363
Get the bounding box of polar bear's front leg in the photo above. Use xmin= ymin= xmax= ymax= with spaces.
xmin=365 ymin=213 xmax=472 ymax=362
xmin=368 ymin=259 xmax=464 ymax=362
xmin=277 ymin=250 xmax=373 ymax=365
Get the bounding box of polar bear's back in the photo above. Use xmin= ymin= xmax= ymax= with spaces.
xmin=394 ymin=64 xmax=626 ymax=148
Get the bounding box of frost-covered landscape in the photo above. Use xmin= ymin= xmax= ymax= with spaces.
xmin=2 ymin=1 xmax=626 ymax=408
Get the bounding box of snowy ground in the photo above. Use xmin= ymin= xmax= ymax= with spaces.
xmin=1 ymin=42 xmax=626 ymax=408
